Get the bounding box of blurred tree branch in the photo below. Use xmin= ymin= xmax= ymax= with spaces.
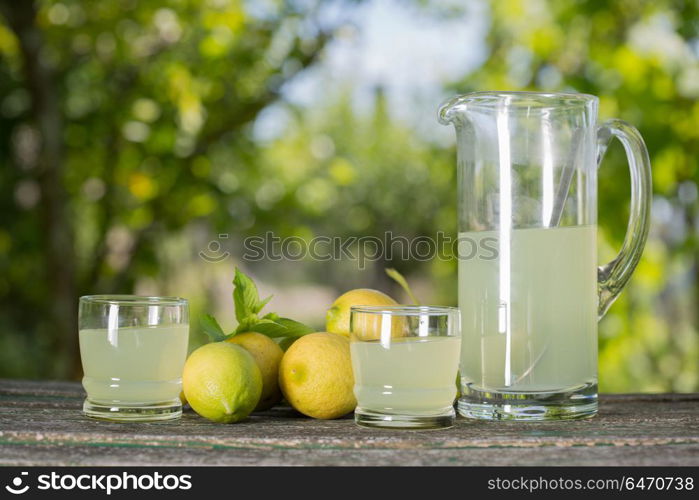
xmin=0 ymin=0 xmax=341 ymax=379
xmin=192 ymin=29 xmax=331 ymax=157
xmin=0 ymin=0 xmax=79 ymax=376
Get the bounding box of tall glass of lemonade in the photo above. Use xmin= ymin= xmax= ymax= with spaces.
xmin=79 ymin=295 xmax=189 ymax=422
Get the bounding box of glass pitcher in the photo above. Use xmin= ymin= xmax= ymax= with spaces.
xmin=439 ymin=92 xmax=651 ymax=420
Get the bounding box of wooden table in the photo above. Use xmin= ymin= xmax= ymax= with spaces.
xmin=1 ymin=380 xmax=697 ymax=466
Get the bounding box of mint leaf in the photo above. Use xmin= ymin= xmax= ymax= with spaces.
xmin=228 ymin=268 xmax=314 ymax=342
xmin=233 ymin=267 xmax=261 ymax=321
xmin=274 ymin=317 xmax=315 ymax=337
xmin=247 ymin=318 xmax=314 ymax=338
xmin=248 ymin=321 xmax=292 ymax=338
xmin=277 ymin=336 xmax=297 ymax=351
xmin=235 ymin=313 xmax=260 ymax=334
xmin=200 ymin=314 xmax=227 ymax=342
xmin=254 ymin=294 xmax=273 ymax=314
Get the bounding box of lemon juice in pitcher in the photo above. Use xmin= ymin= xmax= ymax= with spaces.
xmin=458 ymin=226 xmax=597 ymax=400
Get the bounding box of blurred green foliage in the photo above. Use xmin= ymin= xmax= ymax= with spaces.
xmin=0 ymin=0 xmax=696 ymax=392
xmin=457 ymin=0 xmax=699 ymax=392
xmin=0 ymin=0 xmax=341 ymax=377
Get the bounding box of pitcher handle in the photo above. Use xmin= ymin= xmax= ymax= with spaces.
xmin=596 ymin=119 xmax=652 ymax=318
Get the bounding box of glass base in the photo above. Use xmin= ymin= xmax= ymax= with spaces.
xmin=355 ymin=407 xmax=455 ymax=429
xmin=458 ymin=382 xmax=598 ymax=421
xmin=83 ymin=398 xmax=182 ymax=422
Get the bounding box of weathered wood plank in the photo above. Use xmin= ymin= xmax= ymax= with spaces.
xmin=1 ymin=379 xmax=698 ymax=466
xmin=2 ymin=442 xmax=697 ymax=467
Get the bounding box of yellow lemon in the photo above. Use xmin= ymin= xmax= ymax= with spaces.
xmin=325 ymin=288 xmax=398 ymax=338
xmin=227 ymin=332 xmax=284 ymax=411
xmin=349 ymin=306 xmax=408 ymax=341
xmin=279 ymin=332 xmax=356 ymax=419
xmin=182 ymin=342 xmax=262 ymax=423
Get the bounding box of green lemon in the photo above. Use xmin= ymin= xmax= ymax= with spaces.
xmin=182 ymin=342 xmax=262 ymax=423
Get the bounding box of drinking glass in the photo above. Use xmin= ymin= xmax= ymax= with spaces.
xmin=349 ymin=306 xmax=461 ymax=429
xmin=79 ymin=295 xmax=189 ymax=422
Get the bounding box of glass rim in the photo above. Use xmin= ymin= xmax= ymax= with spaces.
xmin=454 ymin=90 xmax=596 ymax=105
xmin=350 ymin=305 xmax=459 ymax=316
xmin=439 ymin=91 xmax=598 ymax=121
xmin=79 ymin=295 xmax=188 ymax=306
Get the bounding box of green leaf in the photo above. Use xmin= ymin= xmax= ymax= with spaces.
xmin=386 ymin=268 xmax=420 ymax=304
xmin=254 ymin=294 xmax=273 ymax=314
xmin=200 ymin=314 xmax=227 ymax=342
xmin=246 ymin=317 xmax=314 ymax=339
xmin=277 ymin=336 xmax=298 ymax=351
xmin=233 ymin=267 xmax=261 ymax=322
xmin=235 ymin=313 xmax=260 ymax=334
xmin=229 ymin=268 xmax=313 ymax=341
xmin=274 ymin=317 xmax=315 ymax=337
xmin=247 ymin=321 xmax=291 ymax=338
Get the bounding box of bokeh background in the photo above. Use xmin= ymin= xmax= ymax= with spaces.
xmin=0 ymin=0 xmax=697 ymax=392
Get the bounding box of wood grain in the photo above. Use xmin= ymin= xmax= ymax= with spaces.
xmin=1 ymin=379 xmax=697 ymax=466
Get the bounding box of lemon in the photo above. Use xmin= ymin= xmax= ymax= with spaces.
xmin=227 ymin=332 xmax=284 ymax=411
xmin=279 ymin=332 xmax=356 ymax=419
xmin=182 ymin=342 xmax=262 ymax=423
xmin=349 ymin=307 xmax=408 ymax=341
xmin=325 ymin=288 xmax=398 ymax=338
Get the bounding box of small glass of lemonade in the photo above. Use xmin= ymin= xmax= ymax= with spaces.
xmin=79 ymin=295 xmax=189 ymax=422
xmin=350 ymin=305 xmax=461 ymax=429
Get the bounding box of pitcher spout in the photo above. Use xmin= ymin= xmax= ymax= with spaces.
xmin=437 ymin=95 xmax=471 ymax=126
